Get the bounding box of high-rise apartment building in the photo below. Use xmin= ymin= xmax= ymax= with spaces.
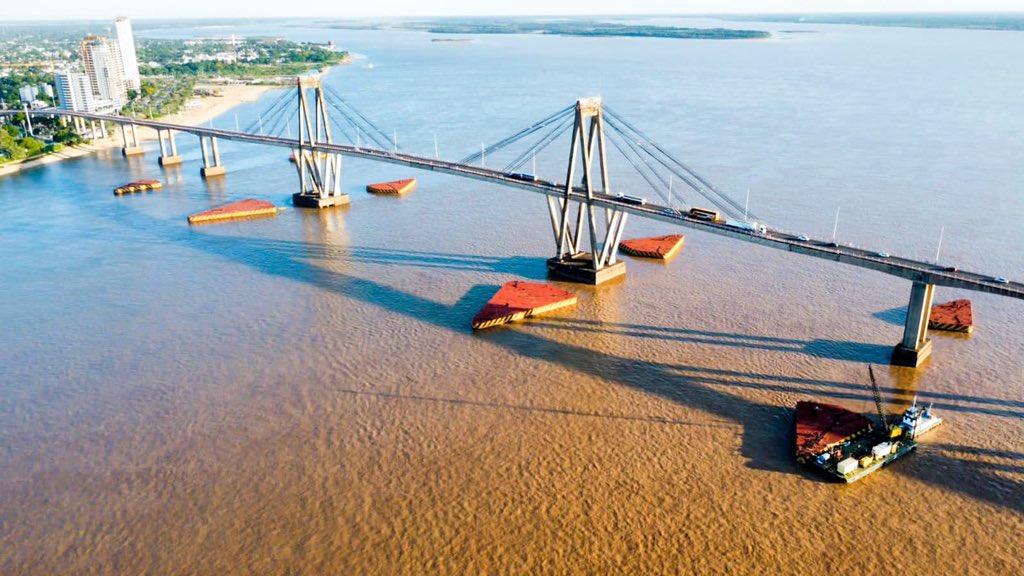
xmin=80 ymin=35 xmax=127 ymax=110
xmin=55 ymin=70 xmax=113 ymax=113
xmin=114 ymin=17 xmax=141 ymax=90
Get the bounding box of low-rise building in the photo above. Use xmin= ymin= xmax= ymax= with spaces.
xmin=19 ymin=85 xmax=37 ymax=104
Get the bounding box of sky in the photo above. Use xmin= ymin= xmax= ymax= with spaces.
xmin=4 ymin=0 xmax=1023 ymax=21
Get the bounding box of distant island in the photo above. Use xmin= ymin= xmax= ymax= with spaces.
xmin=316 ymin=18 xmax=771 ymax=40
xmin=723 ymin=12 xmax=1024 ymax=32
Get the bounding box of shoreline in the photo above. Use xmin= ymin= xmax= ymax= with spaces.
xmin=0 ymin=83 xmax=278 ymax=179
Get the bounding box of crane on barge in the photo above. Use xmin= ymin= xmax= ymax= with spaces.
xmin=868 ymin=366 xmax=895 ymax=433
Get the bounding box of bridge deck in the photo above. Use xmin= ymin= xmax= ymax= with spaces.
xmin=11 ymin=110 xmax=1022 ymax=301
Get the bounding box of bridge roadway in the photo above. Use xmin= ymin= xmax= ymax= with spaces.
xmin=13 ymin=110 xmax=1024 ymax=301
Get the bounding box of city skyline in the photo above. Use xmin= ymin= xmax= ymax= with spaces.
xmin=3 ymin=1 xmax=1024 ymax=21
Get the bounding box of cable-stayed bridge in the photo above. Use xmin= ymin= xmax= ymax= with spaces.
xmin=5 ymin=76 xmax=1021 ymax=367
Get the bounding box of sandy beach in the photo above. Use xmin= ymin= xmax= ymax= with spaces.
xmin=165 ymin=83 xmax=277 ymax=130
xmin=0 ymin=83 xmax=275 ymax=178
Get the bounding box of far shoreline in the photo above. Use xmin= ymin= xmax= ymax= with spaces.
xmin=0 ymin=82 xmax=279 ymax=179
xmin=0 ymin=50 xmax=354 ymax=180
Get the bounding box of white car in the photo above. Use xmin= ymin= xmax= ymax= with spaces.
xmin=993 ymin=277 xmax=1010 ymax=284
xmin=875 ymin=252 xmax=890 ymax=258
xmin=797 ymin=235 xmax=810 ymax=241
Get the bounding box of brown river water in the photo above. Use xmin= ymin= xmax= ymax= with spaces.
xmin=1 ymin=19 xmax=1022 ymax=574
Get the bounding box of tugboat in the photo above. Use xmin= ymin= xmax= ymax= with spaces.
xmin=900 ymin=396 xmax=943 ymax=439
xmin=795 ymin=367 xmax=942 ymax=483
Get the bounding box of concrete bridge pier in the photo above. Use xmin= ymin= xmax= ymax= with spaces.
xmin=157 ymin=129 xmax=182 ymax=166
xmin=121 ymin=123 xmax=144 ymax=156
xmin=546 ymin=97 xmax=628 ymax=285
xmin=291 ymin=77 xmax=349 ymax=208
xmin=892 ymin=281 xmax=935 ymax=367
xmin=199 ymin=135 xmax=226 ymax=178
xmin=293 ymin=150 xmax=347 ymax=208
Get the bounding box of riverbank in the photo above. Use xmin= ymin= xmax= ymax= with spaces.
xmin=0 ymin=83 xmax=277 ymax=179
xmin=167 ymin=83 xmax=278 ymax=129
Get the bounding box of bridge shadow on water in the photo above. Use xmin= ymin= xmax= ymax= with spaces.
xmin=105 ymin=206 xmax=1024 ymax=512
xmin=532 ymin=317 xmax=895 ymax=364
xmin=891 ymin=444 xmax=1024 ymax=514
xmin=873 ymin=306 xmax=908 ymax=327
xmin=203 ymin=236 xmax=550 ymax=279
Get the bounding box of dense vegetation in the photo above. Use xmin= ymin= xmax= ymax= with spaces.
xmin=0 ymin=120 xmax=82 ymax=164
xmin=121 ymin=77 xmax=196 ymax=118
xmin=0 ymin=68 xmax=55 ymax=108
xmin=137 ymin=38 xmax=348 ymax=78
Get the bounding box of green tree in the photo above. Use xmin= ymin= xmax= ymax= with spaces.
xmin=51 ymin=125 xmax=82 ymax=145
xmin=18 ymin=136 xmax=45 ymax=157
xmin=0 ymin=130 xmax=27 ymax=160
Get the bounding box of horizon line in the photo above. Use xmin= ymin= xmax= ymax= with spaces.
xmin=4 ymin=10 xmax=1024 ymax=24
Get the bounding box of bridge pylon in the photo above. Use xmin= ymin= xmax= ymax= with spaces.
xmin=546 ymin=97 xmax=628 ymax=284
xmin=291 ymin=76 xmax=348 ymax=208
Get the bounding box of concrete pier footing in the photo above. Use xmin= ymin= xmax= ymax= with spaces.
xmin=158 ymin=129 xmax=181 ymax=166
xmin=292 ymin=192 xmax=350 ymax=208
xmin=199 ymin=135 xmax=226 ymax=178
xmin=120 ymin=124 xmax=142 ymax=156
xmin=892 ymin=339 xmax=933 ymax=368
xmin=547 ymin=253 xmax=626 ymax=285
xmin=892 ymin=281 xmax=935 ymax=368
xmin=200 ymin=165 xmax=227 ymax=178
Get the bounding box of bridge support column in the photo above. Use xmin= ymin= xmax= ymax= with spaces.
xmin=546 ymin=97 xmax=627 ymax=285
xmin=892 ymin=281 xmax=934 ymax=368
xmin=157 ymin=129 xmax=182 ymax=166
xmin=199 ymin=135 xmax=226 ymax=178
xmin=121 ymin=123 xmax=143 ymax=156
xmin=291 ymin=76 xmax=349 ymax=208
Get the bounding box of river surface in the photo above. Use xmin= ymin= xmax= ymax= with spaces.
xmin=1 ymin=18 xmax=1022 ymax=575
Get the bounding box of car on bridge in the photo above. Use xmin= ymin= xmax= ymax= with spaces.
xmin=993 ymin=277 xmax=1010 ymax=284
xmin=723 ymin=219 xmax=768 ymax=235
xmin=797 ymin=235 xmax=810 ymax=242
xmin=875 ymin=252 xmax=890 ymax=258
xmin=508 ymin=172 xmax=538 ymax=182
xmin=688 ymin=207 xmax=724 ymax=223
